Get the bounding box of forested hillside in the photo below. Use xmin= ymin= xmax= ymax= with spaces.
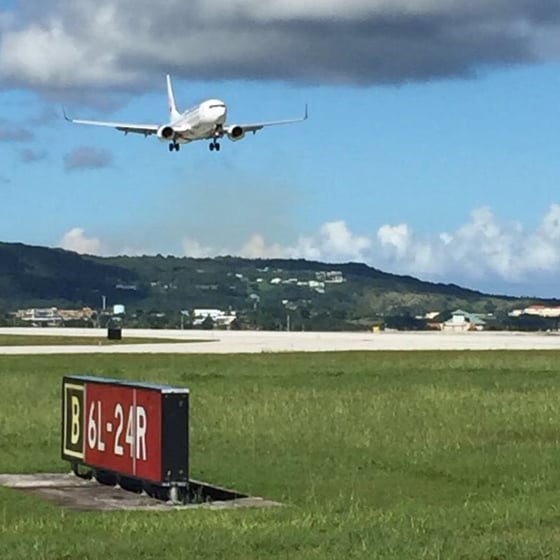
xmin=0 ymin=242 xmax=553 ymax=330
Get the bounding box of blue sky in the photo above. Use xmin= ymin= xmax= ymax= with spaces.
xmin=2 ymin=1 xmax=560 ymax=297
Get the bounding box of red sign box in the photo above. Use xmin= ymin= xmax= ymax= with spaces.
xmin=62 ymin=376 xmax=189 ymax=485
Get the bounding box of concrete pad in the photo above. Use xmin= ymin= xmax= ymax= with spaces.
xmin=0 ymin=473 xmax=281 ymax=512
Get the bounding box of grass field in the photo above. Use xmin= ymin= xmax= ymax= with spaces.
xmin=2 ymin=351 xmax=560 ymax=559
xmin=0 ymin=334 xmax=190 ymax=346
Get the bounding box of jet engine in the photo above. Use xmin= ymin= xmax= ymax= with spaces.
xmin=226 ymin=126 xmax=245 ymax=142
xmin=157 ymin=125 xmax=175 ymax=140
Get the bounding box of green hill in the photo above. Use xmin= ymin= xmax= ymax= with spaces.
xmin=0 ymin=241 xmax=555 ymax=329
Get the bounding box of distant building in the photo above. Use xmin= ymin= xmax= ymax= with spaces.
xmin=509 ymin=305 xmax=560 ymax=318
xmin=115 ymin=283 xmax=138 ymax=291
xmin=14 ymin=306 xmax=95 ymax=326
xmin=442 ymin=310 xmax=486 ymax=332
xmin=424 ymin=311 xmax=441 ymax=320
xmin=15 ymin=307 xmax=62 ymax=325
xmin=193 ymin=309 xmax=224 ymax=320
xmin=315 ymin=271 xmax=345 ymax=283
xmin=58 ymin=307 xmax=95 ymax=321
xmin=192 ymin=308 xmax=237 ymax=328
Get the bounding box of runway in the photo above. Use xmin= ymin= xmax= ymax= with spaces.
xmin=0 ymin=328 xmax=559 ymax=354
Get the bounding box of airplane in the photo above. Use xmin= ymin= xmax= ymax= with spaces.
xmin=64 ymin=75 xmax=308 ymax=152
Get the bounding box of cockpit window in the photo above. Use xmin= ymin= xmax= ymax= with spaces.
xmin=209 ymin=104 xmax=226 ymax=109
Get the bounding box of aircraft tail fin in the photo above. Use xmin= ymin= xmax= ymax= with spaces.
xmin=166 ymin=74 xmax=181 ymax=121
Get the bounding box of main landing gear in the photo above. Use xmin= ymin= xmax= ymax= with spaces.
xmin=168 ymin=142 xmax=180 ymax=152
xmin=210 ymin=126 xmax=223 ymax=152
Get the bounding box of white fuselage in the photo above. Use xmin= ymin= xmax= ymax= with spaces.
xmin=171 ymin=99 xmax=227 ymax=143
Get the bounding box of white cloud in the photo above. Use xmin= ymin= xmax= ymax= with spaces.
xmin=318 ymin=221 xmax=371 ymax=260
xmin=238 ymin=234 xmax=289 ymax=259
xmin=177 ymin=205 xmax=560 ymax=294
xmin=378 ymin=223 xmax=411 ymax=258
xmin=56 ymin=204 xmax=560 ymax=296
xmin=181 ymin=238 xmax=220 ymax=258
xmin=181 ymin=221 xmax=370 ymax=262
xmin=369 ymin=205 xmax=560 ymax=288
xmin=59 ymin=228 xmax=103 ymax=255
xmin=538 ymin=203 xmax=560 ymax=240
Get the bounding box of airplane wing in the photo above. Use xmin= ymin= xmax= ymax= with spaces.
xmin=63 ymin=109 xmax=160 ymax=136
xmin=225 ymin=104 xmax=308 ymax=134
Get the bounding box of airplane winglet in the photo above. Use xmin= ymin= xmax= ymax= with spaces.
xmin=304 ymin=103 xmax=309 ymax=120
xmin=62 ymin=106 xmax=71 ymax=122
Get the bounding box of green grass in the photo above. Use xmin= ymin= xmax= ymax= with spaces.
xmin=0 ymin=335 xmax=196 ymax=346
xmin=2 ymin=351 xmax=560 ymax=558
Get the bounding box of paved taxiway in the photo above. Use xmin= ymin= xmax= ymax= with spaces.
xmin=0 ymin=328 xmax=558 ymax=354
